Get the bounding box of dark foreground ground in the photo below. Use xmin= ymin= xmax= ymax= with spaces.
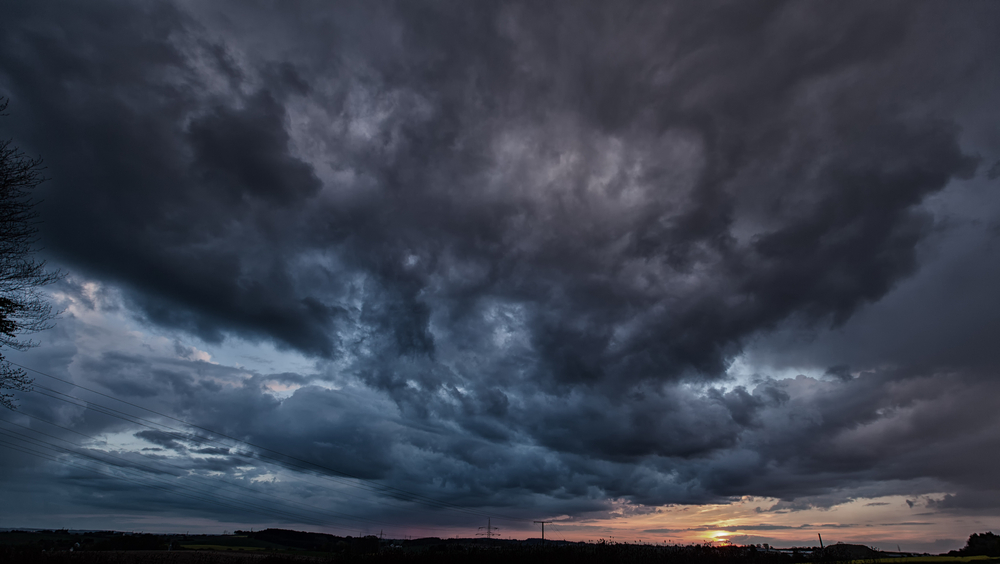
xmin=2 ymin=529 xmax=998 ymax=564
xmin=0 ymin=545 xmax=872 ymax=564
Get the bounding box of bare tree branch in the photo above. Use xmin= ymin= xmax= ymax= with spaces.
xmin=0 ymin=98 xmax=62 ymax=409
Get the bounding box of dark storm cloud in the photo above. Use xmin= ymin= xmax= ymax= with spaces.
xmin=188 ymin=92 xmax=322 ymax=205
xmin=2 ymin=0 xmax=1000 ymax=525
xmin=1 ymin=0 xmax=982 ymax=384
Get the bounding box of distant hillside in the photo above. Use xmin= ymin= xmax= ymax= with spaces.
xmin=818 ymin=544 xmax=879 ymax=560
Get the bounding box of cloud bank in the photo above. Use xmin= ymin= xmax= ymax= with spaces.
xmin=1 ymin=0 xmax=999 ymax=542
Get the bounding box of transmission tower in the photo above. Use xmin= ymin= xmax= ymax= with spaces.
xmin=477 ymin=518 xmax=499 ymax=542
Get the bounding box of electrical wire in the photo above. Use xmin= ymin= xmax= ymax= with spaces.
xmin=0 ymin=413 xmax=447 ymax=534
xmin=10 ymin=360 xmax=529 ymax=524
xmin=0 ymin=425 xmax=377 ymax=531
xmin=24 ymin=380 xmax=499 ymax=523
xmin=0 ymin=428 xmax=356 ymax=534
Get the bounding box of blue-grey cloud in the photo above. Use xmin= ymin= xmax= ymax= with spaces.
xmin=1 ymin=0 xmax=999 ymax=536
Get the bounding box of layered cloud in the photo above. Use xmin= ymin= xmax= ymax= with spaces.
xmin=1 ymin=0 xmax=999 ymax=543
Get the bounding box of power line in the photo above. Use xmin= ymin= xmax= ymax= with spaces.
xmin=0 ymin=412 xmax=446 ymax=534
xmin=0 ymin=428 xmax=358 ymax=534
xmin=24 ymin=379 xmax=497 ymax=521
xmin=23 ymin=381 xmax=472 ymax=525
xmin=0 ymin=424 xmax=405 ymax=533
xmin=25 ymin=378 xmax=453 ymax=506
xmin=11 ymin=360 xmax=530 ymax=524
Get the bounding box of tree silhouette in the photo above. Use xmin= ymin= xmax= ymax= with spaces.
xmin=0 ymin=98 xmax=61 ymax=409
xmin=961 ymin=532 xmax=1000 ymax=556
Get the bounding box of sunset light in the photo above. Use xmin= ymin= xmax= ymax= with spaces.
xmin=1 ymin=1 xmax=999 ymax=560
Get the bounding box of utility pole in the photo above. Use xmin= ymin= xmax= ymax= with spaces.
xmin=818 ymin=534 xmax=824 ymax=549
xmin=533 ymin=521 xmax=552 ymax=543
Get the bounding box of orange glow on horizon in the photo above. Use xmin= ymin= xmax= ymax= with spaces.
xmin=460 ymin=493 xmax=968 ymax=552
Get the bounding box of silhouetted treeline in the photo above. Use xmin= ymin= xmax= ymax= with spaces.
xmin=5 ymin=528 xmax=1000 ymax=564
xmin=362 ymin=542 xmax=804 ymax=564
xmin=240 ymin=529 xmax=379 ymax=555
xmin=0 ymin=530 xmax=167 ymax=552
xmin=0 ymin=544 xmax=795 ymax=564
xmin=950 ymin=532 xmax=1000 ymax=557
xmin=0 ymin=533 xmax=805 ymax=564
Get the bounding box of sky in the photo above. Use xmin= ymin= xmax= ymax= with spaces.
xmin=1 ymin=0 xmax=999 ymax=552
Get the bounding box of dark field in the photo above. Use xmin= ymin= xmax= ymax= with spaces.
xmin=0 ymin=545 xmax=846 ymax=564
xmin=3 ymin=530 xmax=999 ymax=564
